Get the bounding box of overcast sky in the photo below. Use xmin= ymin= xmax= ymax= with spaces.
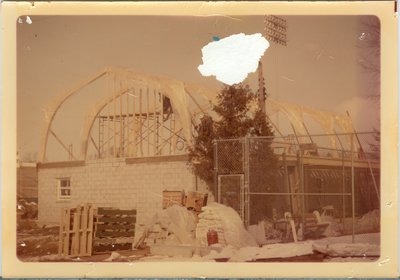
xmin=17 ymin=15 xmax=379 ymax=161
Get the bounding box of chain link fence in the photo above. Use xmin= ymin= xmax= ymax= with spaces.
xmin=214 ymin=133 xmax=380 ymax=240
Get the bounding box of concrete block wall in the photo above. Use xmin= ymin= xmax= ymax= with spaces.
xmin=38 ymin=157 xmax=200 ymax=225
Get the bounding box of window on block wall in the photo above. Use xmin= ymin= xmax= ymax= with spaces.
xmin=57 ymin=177 xmax=71 ymax=200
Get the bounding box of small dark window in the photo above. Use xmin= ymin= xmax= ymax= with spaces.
xmin=57 ymin=178 xmax=71 ymax=200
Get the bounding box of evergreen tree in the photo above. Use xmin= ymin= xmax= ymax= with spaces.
xmin=188 ymin=84 xmax=278 ymax=207
xmin=213 ymin=84 xmax=255 ymax=138
xmin=187 ymin=114 xmax=215 ymax=186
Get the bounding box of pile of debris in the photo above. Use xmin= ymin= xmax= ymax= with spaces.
xmin=17 ymin=199 xmax=38 ymax=219
xmin=196 ymin=203 xmax=257 ymax=248
xmin=320 ymin=209 xmax=380 ymax=237
xmin=135 ymin=196 xmax=259 ymax=259
xmin=135 ymin=204 xmax=198 ymax=248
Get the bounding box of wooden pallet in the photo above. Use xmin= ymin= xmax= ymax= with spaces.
xmin=162 ymin=190 xmax=185 ymax=209
xmin=58 ymin=204 xmax=95 ymax=257
xmin=93 ymin=208 xmax=137 ymax=253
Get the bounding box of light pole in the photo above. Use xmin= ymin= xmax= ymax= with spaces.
xmin=258 ymin=15 xmax=287 ymax=113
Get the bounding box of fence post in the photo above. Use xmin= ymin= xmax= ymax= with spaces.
xmin=244 ymin=136 xmax=250 ymax=228
xmin=296 ymin=149 xmax=305 ymax=240
xmin=213 ymin=140 xmax=218 ymax=202
xmin=282 ymin=152 xmax=293 ymax=213
xmin=342 ymin=147 xmax=346 ymax=225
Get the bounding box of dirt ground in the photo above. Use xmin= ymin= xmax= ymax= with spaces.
xmin=16 ymin=218 xmax=379 ymax=263
xmin=17 ymin=218 xmax=151 ymax=262
xmin=17 ymin=219 xmax=59 ymax=261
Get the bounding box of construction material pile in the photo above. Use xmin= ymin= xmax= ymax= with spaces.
xmin=320 ymin=209 xmax=380 ymax=237
xmin=195 ymin=202 xmax=257 ymax=248
xmin=17 ymin=199 xmax=38 ymax=219
xmin=248 ymin=220 xmax=282 ymax=245
xmin=357 ymin=209 xmax=380 ymax=233
xmin=162 ymin=190 xmax=208 ymax=212
xmin=135 ymin=205 xmax=198 ymax=248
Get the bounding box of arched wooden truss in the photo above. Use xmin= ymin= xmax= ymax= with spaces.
xmin=266 ymin=99 xmax=358 ymax=153
xmin=40 ymin=67 xmax=358 ymax=162
xmin=40 ymin=67 xmax=215 ymax=162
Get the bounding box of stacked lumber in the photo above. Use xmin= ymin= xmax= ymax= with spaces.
xmin=162 ymin=190 xmax=208 ymax=211
xmin=93 ymin=208 xmax=137 ymax=253
xmin=58 ymin=204 xmax=95 ymax=257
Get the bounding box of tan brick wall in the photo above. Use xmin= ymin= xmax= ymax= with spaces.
xmin=38 ymin=157 xmax=202 ymax=225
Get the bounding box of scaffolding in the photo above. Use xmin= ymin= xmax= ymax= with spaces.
xmin=39 ymin=67 xmax=377 ymax=167
xmin=39 ymin=67 xmax=216 ymax=162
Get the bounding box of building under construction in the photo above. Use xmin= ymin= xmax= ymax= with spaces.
xmin=36 ymin=67 xmax=380 ymax=235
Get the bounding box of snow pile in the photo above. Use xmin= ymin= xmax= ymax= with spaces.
xmin=320 ymin=214 xmax=342 ymax=237
xmin=104 ymin=252 xmax=128 ymax=262
xmin=320 ymin=209 xmax=380 ymax=237
xmin=313 ymin=242 xmax=379 ymax=257
xmin=312 ymin=232 xmax=380 ymax=258
xmin=204 ymin=245 xmax=236 ymax=260
xmin=137 ymin=205 xmax=198 ymax=246
xmin=162 ymin=205 xmax=198 ymax=244
xmin=196 ymin=203 xmax=257 ymax=248
xmin=248 ymin=222 xmax=267 ymax=245
xmin=248 ymin=221 xmax=282 ymax=245
xmin=257 ymin=242 xmax=314 ymax=259
xmin=230 ymin=246 xmax=262 ymax=262
xmin=203 ymin=242 xmax=313 ymax=262
xmin=357 ymin=209 xmax=380 ymax=233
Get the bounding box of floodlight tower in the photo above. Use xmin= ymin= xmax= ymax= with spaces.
xmin=258 ymin=15 xmax=287 ymax=113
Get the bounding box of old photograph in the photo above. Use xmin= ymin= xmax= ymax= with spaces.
xmin=16 ymin=14 xmax=382 ymax=264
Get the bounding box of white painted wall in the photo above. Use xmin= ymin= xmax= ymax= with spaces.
xmin=38 ymin=157 xmax=210 ymax=225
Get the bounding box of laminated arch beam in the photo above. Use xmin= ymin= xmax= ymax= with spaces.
xmin=80 ymin=70 xmax=206 ymax=160
xmin=39 ymin=68 xmax=109 ymax=162
xmin=267 ymin=99 xmax=356 ymax=151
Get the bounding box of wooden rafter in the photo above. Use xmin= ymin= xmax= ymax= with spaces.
xmin=40 ymin=68 xmax=108 ymax=162
xmin=49 ymin=129 xmax=76 ymax=160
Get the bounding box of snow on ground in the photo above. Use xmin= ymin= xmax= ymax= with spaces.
xmin=257 ymin=242 xmax=314 ymax=259
xmin=312 ymin=232 xmax=380 ymax=258
xmin=171 ymin=242 xmax=315 ymax=262
xmin=200 ymin=233 xmax=379 ymax=262
xmin=316 ymin=232 xmax=380 ymax=245
xmin=321 ymin=210 xmax=380 ymax=237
